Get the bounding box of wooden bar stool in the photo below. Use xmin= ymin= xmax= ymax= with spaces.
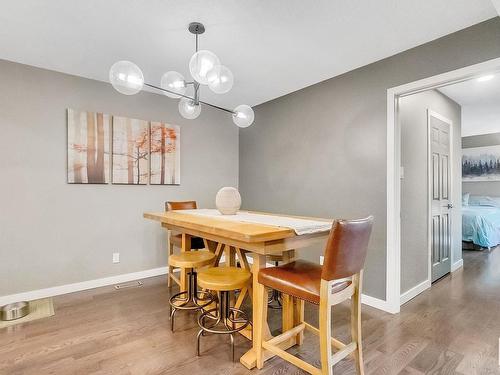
xmin=165 ymin=201 xmax=206 ymax=288
xmin=168 ymin=251 xmax=216 ymax=332
xmin=196 ymin=267 xmax=252 ymax=361
xmin=255 ymin=216 xmax=373 ymax=375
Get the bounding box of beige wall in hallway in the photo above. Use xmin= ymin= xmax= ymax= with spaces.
xmin=400 ymin=90 xmax=462 ymax=294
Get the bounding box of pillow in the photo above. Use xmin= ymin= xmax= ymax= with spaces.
xmin=462 ymin=193 xmax=470 ymax=206
xmin=468 ymin=195 xmax=500 ymax=207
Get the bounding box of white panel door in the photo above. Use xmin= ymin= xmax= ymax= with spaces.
xmin=429 ymin=111 xmax=452 ymax=282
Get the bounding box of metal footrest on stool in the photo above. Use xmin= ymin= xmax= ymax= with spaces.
xmin=196 ymin=290 xmax=250 ymax=362
xmin=169 ymin=271 xmax=215 ymax=332
xmin=267 ymin=261 xmax=282 ymax=309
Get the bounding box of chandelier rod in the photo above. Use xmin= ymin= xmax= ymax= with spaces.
xmin=193 ymin=31 xmax=200 ymax=105
xmin=144 ymin=83 xmax=235 ymax=115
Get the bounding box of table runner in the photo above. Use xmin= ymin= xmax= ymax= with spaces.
xmin=178 ymin=209 xmax=332 ymax=235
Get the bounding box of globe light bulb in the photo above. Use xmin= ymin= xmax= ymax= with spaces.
xmin=232 ymin=105 xmax=254 ymax=128
xmin=207 ymin=65 xmax=234 ymax=94
xmin=160 ymin=71 xmax=187 ymax=98
xmin=178 ymin=97 xmax=201 ymax=119
xmin=189 ymin=50 xmax=220 ymax=85
xmin=109 ymin=61 xmax=144 ymax=95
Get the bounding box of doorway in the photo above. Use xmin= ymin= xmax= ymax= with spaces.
xmin=385 ymin=57 xmax=500 ymax=314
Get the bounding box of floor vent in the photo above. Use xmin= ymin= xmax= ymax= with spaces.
xmin=114 ymin=281 xmax=144 ymax=290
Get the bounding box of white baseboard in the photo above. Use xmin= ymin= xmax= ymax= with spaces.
xmin=452 ymin=259 xmax=464 ymax=272
xmin=0 ymin=267 xmax=168 ymax=306
xmin=0 ymin=260 xmax=397 ymax=314
xmin=361 ymin=294 xmax=395 ymax=313
xmin=400 ymin=279 xmax=431 ymax=306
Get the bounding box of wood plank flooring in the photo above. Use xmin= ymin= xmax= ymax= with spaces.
xmin=1 ymin=249 xmax=500 ymax=374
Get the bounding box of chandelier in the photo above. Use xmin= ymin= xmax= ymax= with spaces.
xmin=108 ymin=22 xmax=254 ymax=128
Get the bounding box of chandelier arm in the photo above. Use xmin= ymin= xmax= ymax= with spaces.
xmin=197 ymin=99 xmax=235 ymax=115
xmin=144 ymin=83 xmax=235 ymax=115
xmin=144 ymin=82 xmax=194 ymax=101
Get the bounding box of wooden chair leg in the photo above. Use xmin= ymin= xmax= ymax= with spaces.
xmin=293 ymin=298 xmax=305 ymax=345
xmin=319 ymin=280 xmax=333 ymax=375
xmin=351 ymin=272 xmax=364 ymax=375
xmin=168 ymin=242 xmax=174 ymax=288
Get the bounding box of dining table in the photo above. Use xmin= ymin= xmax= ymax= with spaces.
xmin=143 ymin=208 xmax=332 ymax=369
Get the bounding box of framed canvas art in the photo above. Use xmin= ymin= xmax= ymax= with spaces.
xmin=462 ymin=145 xmax=500 ymax=182
xmin=67 ymin=109 xmax=110 ymax=184
xmin=112 ymin=116 xmax=149 ymax=184
xmin=150 ymin=122 xmax=180 ymax=185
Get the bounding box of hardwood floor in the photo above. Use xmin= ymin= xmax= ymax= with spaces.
xmin=1 ymin=249 xmax=500 ymax=374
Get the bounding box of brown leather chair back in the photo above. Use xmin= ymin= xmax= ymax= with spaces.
xmin=165 ymin=201 xmax=198 ymax=211
xmin=321 ymin=216 xmax=373 ymax=281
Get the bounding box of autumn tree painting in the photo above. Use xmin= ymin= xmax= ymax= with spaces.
xmin=150 ymin=122 xmax=180 ymax=185
xmin=67 ymin=109 xmax=110 ymax=184
xmin=112 ymin=116 xmax=149 ymax=184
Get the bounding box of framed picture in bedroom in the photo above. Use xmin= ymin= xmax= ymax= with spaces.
xmin=112 ymin=116 xmax=149 ymax=184
xmin=462 ymin=145 xmax=500 ymax=182
xmin=67 ymin=109 xmax=110 ymax=184
xmin=150 ymin=122 xmax=180 ymax=185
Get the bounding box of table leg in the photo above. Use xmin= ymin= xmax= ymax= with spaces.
xmin=225 ymin=245 xmax=236 ymax=266
xmin=180 ymin=233 xmax=191 ymax=293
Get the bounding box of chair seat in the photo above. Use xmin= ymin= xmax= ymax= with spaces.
xmin=171 ymin=234 xmax=205 ymax=250
xmin=198 ymin=267 xmax=251 ymax=291
xmin=169 ymin=251 xmax=215 ymax=269
xmin=258 ymin=260 xmax=351 ymax=305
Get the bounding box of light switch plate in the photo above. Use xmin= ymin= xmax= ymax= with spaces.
xmin=112 ymin=252 xmax=120 ymax=264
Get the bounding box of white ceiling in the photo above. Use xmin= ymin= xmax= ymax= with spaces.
xmin=492 ymin=0 xmax=500 ymax=15
xmin=439 ymin=74 xmax=500 ymax=136
xmin=0 ymin=1 xmax=497 ymax=109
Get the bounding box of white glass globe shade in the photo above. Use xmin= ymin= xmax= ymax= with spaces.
xmin=232 ymin=105 xmax=255 ymax=128
xmin=207 ymin=65 xmax=234 ymax=94
xmin=109 ymin=61 xmax=144 ymax=95
xmin=216 ymin=187 xmax=241 ymax=215
xmin=178 ymin=97 xmax=201 ymax=119
xmin=160 ymin=71 xmax=186 ymax=98
xmin=189 ymin=50 xmax=220 ymax=85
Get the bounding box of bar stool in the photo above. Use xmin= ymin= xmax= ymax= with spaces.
xmin=169 ymin=251 xmax=216 ymax=332
xmin=196 ymin=267 xmax=252 ymax=361
xmin=267 ymin=254 xmax=283 ymax=309
xmin=255 ymin=216 xmax=373 ymax=375
xmin=165 ymin=201 xmax=206 ymax=288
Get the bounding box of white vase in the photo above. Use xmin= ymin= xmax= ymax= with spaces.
xmin=216 ymin=187 xmax=241 ymax=215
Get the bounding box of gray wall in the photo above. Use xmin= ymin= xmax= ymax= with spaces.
xmin=462 ymin=132 xmax=500 ymax=196
xmin=239 ymin=18 xmax=500 ymax=300
xmin=0 ymin=59 xmax=239 ymax=296
xmin=400 ymin=90 xmax=461 ymax=294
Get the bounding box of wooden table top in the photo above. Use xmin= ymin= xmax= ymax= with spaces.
xmin=143 ymin=210 xmax=331 ymax=244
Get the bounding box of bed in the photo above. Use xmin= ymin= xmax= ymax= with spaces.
xmin=462 ymin=195 xmax=500 ymax=249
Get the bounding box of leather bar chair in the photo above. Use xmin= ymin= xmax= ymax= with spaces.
xmin=255 ymin=216 xmax=373 ymax=375
xmin=196 ymin=267 xmax=252 ymax=362
xmin=165 ymin=201 xmax=206 ymax=287
xmin=168 ymin=251 xmax=216 ymax=332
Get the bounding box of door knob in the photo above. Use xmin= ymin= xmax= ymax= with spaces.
xmin=446 ymin=203 xmax=454 ymax=209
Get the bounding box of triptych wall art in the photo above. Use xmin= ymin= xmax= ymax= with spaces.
xmin=67 ymin=109 xmax=180 ymax=185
